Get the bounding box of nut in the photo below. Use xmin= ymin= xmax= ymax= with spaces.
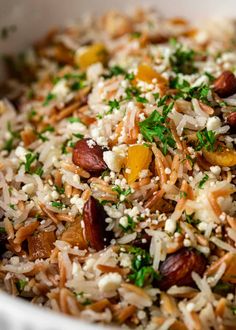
xmin=214 ymin=71 xmax=236 ymax=98
xmin=83 ymin=196 xmax=112 ymax=251
xmin=159 ymin=248 xmax=207 ymax=290
xmin=227 ymin=112 xmax=236 ymax=131
xmin=72 ymin=138 xmax=107 ymax=174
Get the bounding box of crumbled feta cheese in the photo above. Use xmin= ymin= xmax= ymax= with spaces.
xmin=87 ymin=63 xmax=103 ymax=82
xmin=98 ymin=273 xmax=122 ymax=293
xmin=139 ymin=169 xmax=149 ymax=179
xmin=183 ymin=238 xmax=191 ymax=247
xmin=51 ymin=79 xmax=70 ymax=103
xmin=210 ymin=166 xmax=221 ymax=176
xmin=164 ymin=167 xmax=171 ymax=175
xmin=206 ymin=116 xmax=221 ymax=131
xmin=15 ymin=146 xmax=27 ymax=162
xmin=119 ymin=253 xmax=131 ymax=268
xmin=103 ymin=151 xmax=124 ymax=172
xmin=22 ymin=183 xmax=35 ymax=195
xmin=86 ymin=139 xmax=96 ymax=148
xmin=165 ymin=218 xmax=176 ymax=234
xmin=70 ymin=195 xmax=85 ymax=213
xmin=119 ymin=216 xmax=128 ymax=228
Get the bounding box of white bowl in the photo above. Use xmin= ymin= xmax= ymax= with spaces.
xmin=0 ymin=0 xmax=236 ymax=329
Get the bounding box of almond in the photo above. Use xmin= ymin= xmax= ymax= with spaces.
xmin=72 ymin=138 xmax=107 ymax=174
xmin=214 ymin=71 xmax=236 ymax=98
xmin=227 ymin=112 xmax=236 ymax=130
xmin=159 ymin=248 xmax=207 ymax=290
xmin=83 ymin=196 xmax=112 ymax=251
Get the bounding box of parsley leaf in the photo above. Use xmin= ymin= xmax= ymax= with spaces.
xmin=43 ymin=92 xmax=55 ymax=106
xmin=24 ymin=153 xmax=38 ymax=173
xmin=16 ymin=279 xmax=28 ymax=292
xmin=67 ymin=117 xmax=82 ymax=123
xmin=51 ymin=201 xmax=65 ymax=209
xmin=196 ymin=129 xmax=216 ymax=151
xmin=170 ymin=77 xmax=210 ymax=104
xmin=107 ymin=99 xmax=120 ymax=114
xmin=119 ymin=215 xmax=136 ymax=232
xmin=198 ymin=174 xmax=209 ymax=189
xmin=127 ymin=247 xmax=159 ymax=287
xmin=170 ymin=41 xmax=196 ymax=74
xmin=139 ymin=110 xmax=176 ymax=155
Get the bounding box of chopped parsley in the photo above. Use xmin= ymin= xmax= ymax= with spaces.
xmin=28 ymin=108 xmax=37 ymax=120
xmin=55 ymin=185 xmax=65 ymax=194
xmin=112 ymin=185 xmax=132 ymax=199
xmin=3 ymin=122 xmax=20 ymax=153
xmin=24 ymin=153 xmax=38 ymax=173
xmin=131 ymin=31 xmax=141 ymax=38
xmin=179 ymin=191 xmax=187 ymax=198
xmin=119 ymin=215 xmax=136 ymax=232
xmin=34 ymin=166 xmax=44 ymax=177
xmin=139 ymin=110 xmax=176 ymax=155
xmin=185 ymin=213 xmax=200 ymax=226
xmin=16 ymin=279 xmax=28 ymax=292
xmin=198 ymin=174 xmax=209 ymax=189
xmin=136 ymin=95 xmax=148 ymax=104
xmin=107 ymin=99 xmax=120 ymax=114
xmin=195 ymin=129 xmax=216 ymax=151
xmin=9 ymin=204 xmax=15 ymax=210
xmin=170 ymin=77 xmax=210 ymax=104
xmin=51 ymin=201 xmax=65 ymax=209
xmin=43 ymin=92 xmax=56 ymax=106
xmin=67 ymin=117 xmax=82 ymax=123
xmin=37 ymin=125 xmax=55 ymax=141
xmin=128 ymin=247 xmax=159 ymax=287
xmin=170 ymin=40 xmax=196 ymax=74
xmin=0 ymin=227 xmax=6 ymax=233
xmin=213 ymin=281 xmax=234 ymax=296
xmin=231 ymin=307 xmax=236 ymax=315
xmin=73 ymin=133 xmax=84 ymax=139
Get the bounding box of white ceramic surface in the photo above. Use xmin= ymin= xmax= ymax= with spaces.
xmin=0 ymin=1 xmax=236 ymax=329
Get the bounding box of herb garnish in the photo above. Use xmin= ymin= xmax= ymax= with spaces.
xmin=198 ymin=174 xmax=209 ymax=189
xmin=51 ymin=201 xmax=65 ymax=209
xmin=16 ymin=279 xmax=28 ymax=292
xmin=43 ymin=92 xmax=56 ymax=106
xmin=119 ymin=215 xmax=136 ymax=232
xmin=170 ymin=76 xmax=210 ymax=104
xmin=128 ymin=247 xmax=160 ymax=287
xmin=170 ymin=39 xmax=196 ymax=74
xmin=3 ymin=122 xmax=20 ymax=153
xmin=139 ymin=110 xmax=176 ymax=155
xmin=195 ymin=129 xmax=216 ymax=151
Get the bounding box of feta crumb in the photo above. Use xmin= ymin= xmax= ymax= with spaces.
xmin=87 ymin=63 xmax=103 ymax=82
xmin=103 ymin=151 xmax=124 ymax=172
xmin=183 ymin=238 xmax=191 ymax=247
xmin=51 ymin=79 xmax=70 ymax=103
xmin=165 ymin=218 xmax=176 ymax=234
xmin=210 ymin=166 xmax=221 ymax=176
xmin=98 ymin=273 xmax=122 ymax=293
xmin=164 ymin=167 xmax=171 ymax=175
xmin=186 ymin=302 xmax=195 ymax=312
xmin=22 ymin=183 xmax=35 ymax=195
xmin=120 ymin=253 xmax=131 ymax=268
xmin=86 ymin=139 xmax=96 ymax=148
xmin=206 ymin=116 xmax=221 ymax=131
xmin=119 ymin=216 xmax=128 ymax=228
xmin=15 ymin=146 xmax=27 ymax=162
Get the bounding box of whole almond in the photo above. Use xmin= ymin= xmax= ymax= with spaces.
xmin=227 ymin=112 xmax=236 ymax=130
xmin=72 ymin=138 xmax=107 ymax=174
xmin=214 ymin=71 xmax=236 ymax=98
xmin=83 ymin=196 xmax=112 ymax=251
xmin=159 ymin=248 xmax=207 ymax=290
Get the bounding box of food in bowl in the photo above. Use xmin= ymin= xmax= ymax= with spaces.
xmin=0 ymin=7 xmax=236 ymax=329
